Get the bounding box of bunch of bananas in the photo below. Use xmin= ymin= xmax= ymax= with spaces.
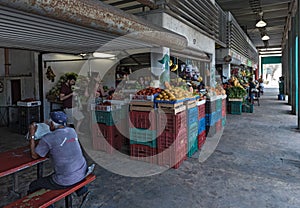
xmin=231 ymin=76 xmax=242 ymax=87
xmin=169 ymin=60 xmax=178 ymax=72
xmin=198 ymin=76 xmax=203 ymax=82
xmin=241 ymin=70 xmax=247 ymax=77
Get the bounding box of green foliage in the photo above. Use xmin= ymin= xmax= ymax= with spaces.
xmin=46 ymin=72 xmax=78 ymax=98
xmin=227 ymin=86 xmax=247 ymax=99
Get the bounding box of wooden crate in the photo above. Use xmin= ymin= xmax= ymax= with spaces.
xmin=157 ymin=102 xmax=186 ymax=115
xmin=129 ymin=101 xmax=155 ymax=111
xmin=184 ymin=99 xmax=197 ymax=109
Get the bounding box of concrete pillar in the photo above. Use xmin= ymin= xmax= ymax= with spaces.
xmin=295 ymin=8 xmax=299 ymax=116
xmin=298 ymin=0 xmax=300 ymax=129
xmin=151 ymin=47 xmax=170 ymax=88
xmin=289 ymin=22 xmax=295 ymax=114
xmin=222 ymin=63 xmax=231 ymax=82
xmin=291 ymin=16 xmax=297 ymax=115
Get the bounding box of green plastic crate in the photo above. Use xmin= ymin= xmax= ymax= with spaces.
xmin=222 ymin=117 xmax=226 ymax=127
xmin=95 ymin=109 xmax=122 ymax=126
xmin=216 ymin=98 xmax=222 ymax=111
xmin=187 ymin=137 xmax=198 ymax=157
xmin=230 ymin=101 xmax=242 ymax=115
xmin=242 ymin=103 xmax=254 ymax=113
xmin=129 ymin=128 xmax=157 ymax=148
xmin=187 ymin=122 xmax=198 ymax=141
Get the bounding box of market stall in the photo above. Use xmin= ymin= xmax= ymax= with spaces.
xmin=87 ymin=51 xmax=228 ymax=169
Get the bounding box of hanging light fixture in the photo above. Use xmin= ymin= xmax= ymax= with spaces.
xmin=261 ymin=34 xmax=270 ymax=41
xmin=256 ymin=12 xmax=267 ymax=28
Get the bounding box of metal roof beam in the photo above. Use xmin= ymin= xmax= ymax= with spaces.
xmin=0 ymin=0 xmax=187 ymax=50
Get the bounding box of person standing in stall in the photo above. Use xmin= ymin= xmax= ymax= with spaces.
xmin=60 ymin=74 xmax=84 ymax=134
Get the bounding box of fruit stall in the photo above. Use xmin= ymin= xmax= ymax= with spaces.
xmin=90 ymin=80 xmax=227 ymax=169
xmin=223 ymin=70 xmax=256 ymax=115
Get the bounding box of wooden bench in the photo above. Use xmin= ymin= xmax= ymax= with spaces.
xmin=4 ymin=174 xmax=96 ymax=208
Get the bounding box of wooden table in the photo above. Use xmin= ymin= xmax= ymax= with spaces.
xmin=0 ymin=146 xmax=48 ymax=193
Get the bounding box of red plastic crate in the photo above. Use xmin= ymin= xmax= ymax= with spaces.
xmin=222 ymin=99 xmax=226 ymax=108
xmin=222 ymin=99 xmax=226 ymax=117
xmin=157 ymin=128 xmax=187 ymax=150
xmin=198 ymin=131 xmax=206 ymax=149
xmin=130 ymin=144 xmax=157 ymax=164
xmin=197 ymin=104 xmax=205 ymax=120
xmin=129 ymin=111 xmax=156 ymax=130
xmin=115 ymin=118 xmax=129 ymax=139
xmin=173 ymin=156 xmax=187 ymax=169
xmin=97 ymin=123 xmax=118 ymax=138
xmin=216 ymin=120 xmax=222 ymax=132
xmin=157 ymin=110 xmax=187 ymax=135
xmin=92 ymin=124 xmax=123 ymax=153
xmin=222 ymin=107 xmax=226 ymax=117
xmin=157 ymin=143 xmax=187 ymax=169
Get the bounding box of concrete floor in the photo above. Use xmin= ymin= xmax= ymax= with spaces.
xmin=1 ymin=88 xmax=300 ymax=208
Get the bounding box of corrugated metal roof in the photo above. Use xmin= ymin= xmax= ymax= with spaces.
xmin=0 ymin=6 xmax=156 ymax=53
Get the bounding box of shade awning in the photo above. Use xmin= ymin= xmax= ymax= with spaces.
xmin=0 ymin=0 xmax=188 ymax=53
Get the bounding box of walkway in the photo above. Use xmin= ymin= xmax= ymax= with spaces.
xmin=1 ymin=88 xmax=300 ymax=208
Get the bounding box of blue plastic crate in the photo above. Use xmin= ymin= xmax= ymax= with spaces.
xmin=205 ymin=112 xmax=218 ymax=126
xmin=198 ymin=117 xmax=206 ymax=134
xmin=187 ymin=107 xmax=198 ymax=124
xmin=215 ymin=109 xmax=222 ymax=122
xmin=129 ymin=128 xmax=157 ymax=148
xmin=155 ymin=98 xmax=187 ymax=104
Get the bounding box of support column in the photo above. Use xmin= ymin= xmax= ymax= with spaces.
xmin=222 ymin=63 xmax=231 ymax=83
xmin=295 ymin=7 xmax=299 ymax=116
xmin=289 ymin=19 xmax=296 ymax=114
xmin=298 ymin=0 xmax=300 ymax=129
xmin=151 ymin=47 xmax=170 ymax=88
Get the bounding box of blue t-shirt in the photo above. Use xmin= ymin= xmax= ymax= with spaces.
xmin=35 ymin=127 xmax=87 ymax=186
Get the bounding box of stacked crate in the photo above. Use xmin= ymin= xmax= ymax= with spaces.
xmin=18 ymin=106 xmax=40 ymax=135
xmin=129 ymin=101 xmax=158 ymax=164
xmin=205 ymin=99 xmax=217 ymax=137
xmin=242 ymin=99 xmax=254 ymax=113
xmin=221 ymin=96 xmax=227 ymax=127
xmin=157 ymin=108 xmax=187 ymax=168
xmin=185 ymin=99 xmax=198 ymax=157
xmin=91 ymin=106 xmax=124 ymax=153
xmin=205 ymin=96 xmax=224 ymax=137
xmin=215 ymin=98 xmax=223 ymax=133
xmin=197 ymin=101 xmax=206 ymax=149
xmin=228 ymin=98 xmax=243 ymax=114
xmin=116 ymin=104 xmax=130 ymax=145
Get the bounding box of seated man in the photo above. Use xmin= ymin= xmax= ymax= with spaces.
xmin=28 ymin=111 xmax=90 ymax=207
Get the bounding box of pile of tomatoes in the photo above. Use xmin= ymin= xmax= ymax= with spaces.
xmin=136 ymin=87 xmax=162 ymax=96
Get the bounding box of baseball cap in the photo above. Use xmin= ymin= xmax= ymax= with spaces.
xmin=49 ymin=111 xmax=67 ymax=126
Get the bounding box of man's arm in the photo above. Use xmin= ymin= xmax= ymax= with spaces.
xmin=30 ymin=138 xmax=40 ymax=159
xmin=28 ymin=123 xmax=40 ymax=159
xmin=59 ymin=92 xmax=73 ymax=101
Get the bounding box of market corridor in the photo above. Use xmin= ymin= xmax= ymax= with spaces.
xmin=1 ymin=88 xmax=300 ymax=208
